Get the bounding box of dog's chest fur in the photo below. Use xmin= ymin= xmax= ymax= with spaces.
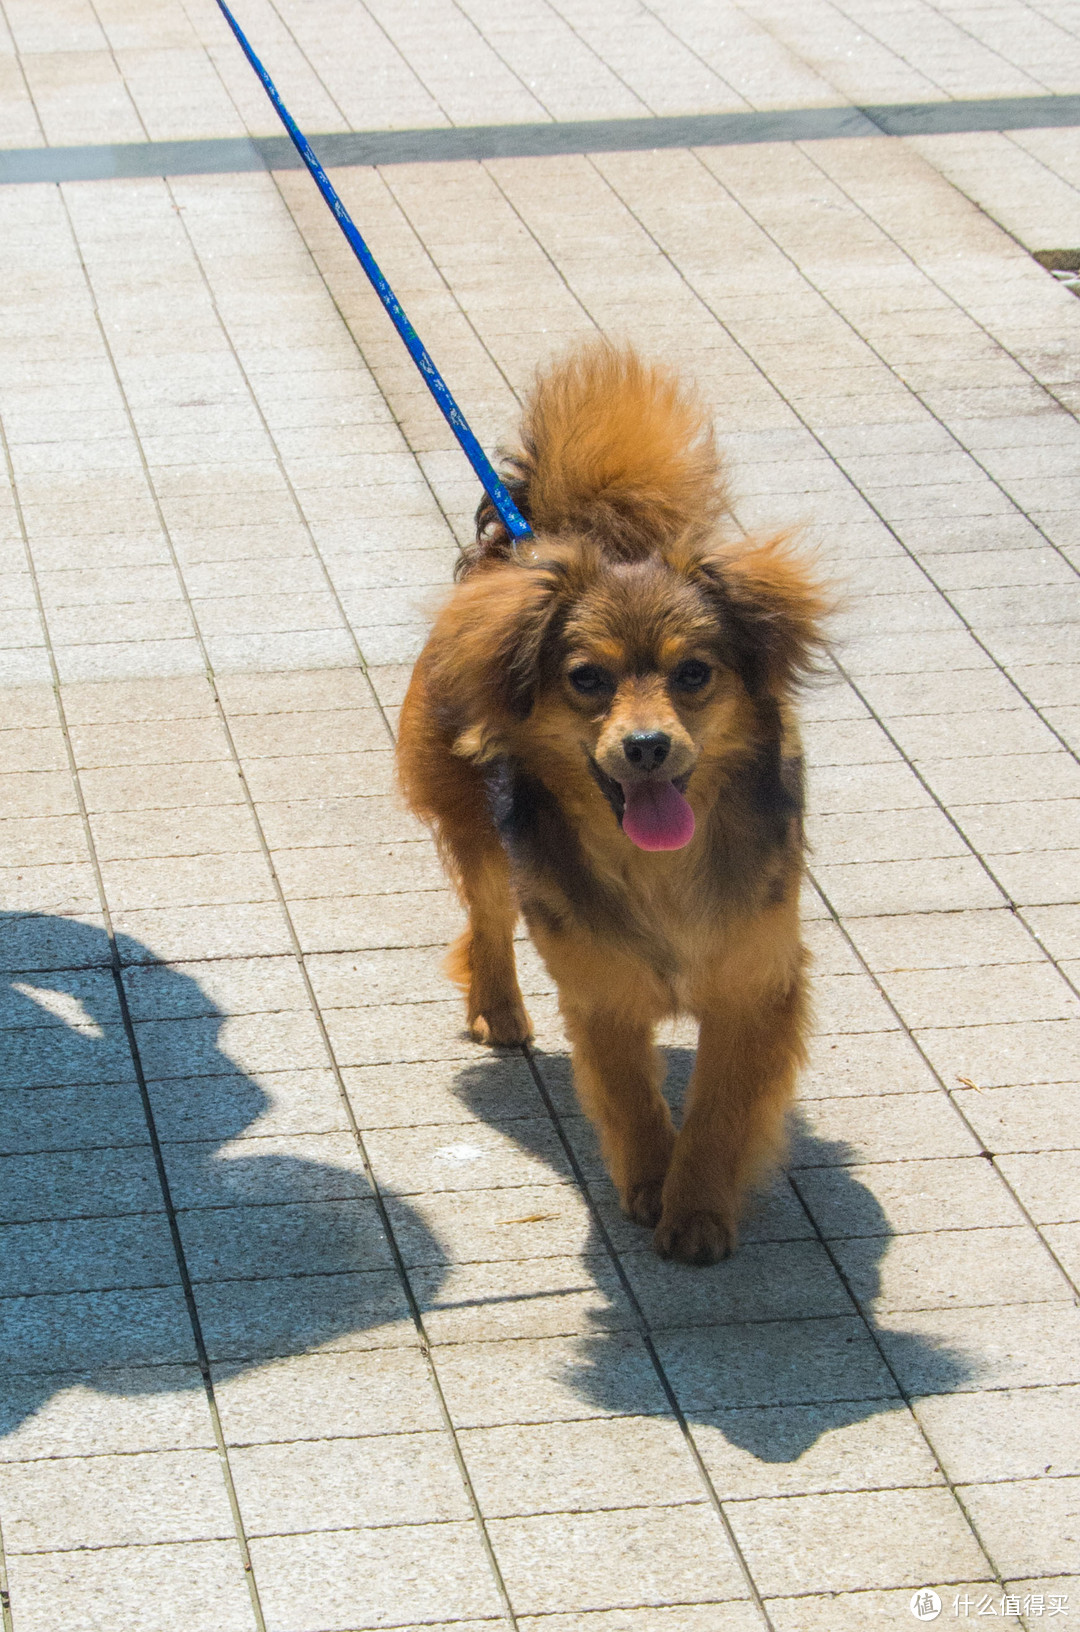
xmin=484 ymin=747 xmax=803 ymax=990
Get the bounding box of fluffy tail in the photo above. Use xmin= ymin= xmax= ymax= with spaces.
xmin=467 ymin=342 xmax=729 ymax=572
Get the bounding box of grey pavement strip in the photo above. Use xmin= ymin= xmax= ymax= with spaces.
xmin=2 ymin=96 xmax=1079 ymax=186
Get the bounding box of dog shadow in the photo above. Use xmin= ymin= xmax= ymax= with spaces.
xmin=450 ymin=1045 xmax=973 ymax=1463
xmin=0 ymin=911 xmax=445 ymax=1438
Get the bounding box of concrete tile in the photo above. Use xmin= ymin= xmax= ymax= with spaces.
xmin=414 ymin=1255 xmax=633 ymax=1344
xmin=847 ymin=909 xmax=1043 ymax=972
xmin=0 ymin=1285 xmax=197 ymax=1373
xmin=1025 ymin=904 xmax=1080 ymax=963
xmin=0 ymin=1448 xmax=234 ymax=1551
xmin=801 ymin=1029 xmax=940 ymax=1099
xmin=4 ymin=1541 xmax=256 ymax=1632
xmin=0 ymin=1213 xmax=180 ymax=1297
xmin=490 ymin=1504 xmax=746 ymax=1615
xmin=0 ymin=1145 xmax=162 ymax=1222
xmin=1000 ymin=1581 xmax=1077 ymax=1623
xmin=88 ymin=804 xmax=261 ymax=861
xmin=343 ymin=1055 xmax=545 ymax=1130
xmin=620 ymin=1240 xmax=854 ymax=1329
xmin=460 ymin=1414 xmax=702 ymax=1518
xmin=886 ymin=963 xmax=1078 ymax=1029
xmin=916 ymin=1385 xmax=1080 ymax=1484
xmin=794 ymin=1157 xmax=1026 ymax=1239
xmin=109 ymin=902 xmax=293 ymax=961
xmin=878 ymin=1303 xmax=1080 ymax=1394
xmin=250 ymin=1523 xmax=502 ymax=1631
xmin=959 ymin=1475 xmax=1080 ymax=1579
xmin=694 ymin=1401 xmax=941 ymax=1499
xmin=765 ymin=1583 xmax=1022 ymax=1630
xmin=953 ymin=798 xmax=1080 ymax=856
xmin=178 ymin=1198 xmax=392 ymax=1283
xmin=232 ymin=1431 xmax=470 ymax=1534
xmin=213 ymin=1349 xmax=438 ymax=1445
xmin=135 ymin=1008 xmax=325 ymax=1079
xmin=518 ymin=1605 xmax=760 ymax=1632
xmin=655 ymin=1319 xmax=898 ymax=1414
xmin=916 ymin=1019 xmax=1080 ymax=1091
xmin=793 ymin=1094 xmax=980 ymax=1166
xmin=953 ymin=1081 xmax=1080 ymax=1155
xmin=435 ymin=1334 xmax=669 ymax=1427
xmin=364 ymin=1120 xmax=572 ymax=1197
xmin=161 ymin=1131 xmax=370 ymax=1210
xmin=727 ymin=1486 xmax=989 ymax=1595
xmin=194 ymin=1268 xmax=413 ymax=1363
xmin=384 ymin=1183 xmax=598 ymax=1268
xmin=813 ymin=855 xmax=1004 ymax=916
xmin=834 ymin=1227 xmax=1068 ymax=1314
xmin=986 ymin=847 xmax=1080 ymax=906
xmin=996 ymin=1151 xmax=1080 ymax=1224
xmin=148 ymin=1067 xmax=348 ymax=1143
xmin=0 ymin=1366 xmax=211 ymax=1462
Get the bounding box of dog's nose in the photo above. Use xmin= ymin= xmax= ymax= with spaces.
xmin=622 ymin=730 xmax=671 ymax=771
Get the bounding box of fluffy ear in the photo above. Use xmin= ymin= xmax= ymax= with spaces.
xmin=424 ymin=558 xmax=566 ymax=751
xmin=693 ymin=534 xmax=832 ymax=696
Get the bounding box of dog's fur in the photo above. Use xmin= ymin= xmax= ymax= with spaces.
xmin=398 ymin=344 xmax=829 ymax=1264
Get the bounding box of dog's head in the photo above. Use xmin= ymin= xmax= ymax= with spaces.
xmin=429 ymin=533 xmax=829 ymax=853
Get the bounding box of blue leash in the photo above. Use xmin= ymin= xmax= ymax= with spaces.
xmin=214 ymin=0 xmax=533 ymax=543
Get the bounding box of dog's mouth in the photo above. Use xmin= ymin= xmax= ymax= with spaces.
xmin=587 ymin=756 xmax=695 ymax=852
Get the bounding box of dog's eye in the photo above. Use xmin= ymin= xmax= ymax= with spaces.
xmin=671 ymin=660 xmax=711 ymax=691
xmin=568 ymin=664 xmax=611 ymax=696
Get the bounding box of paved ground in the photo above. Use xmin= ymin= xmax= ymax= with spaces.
xmin=2 ymin=2 xmax=1080 ymax=1630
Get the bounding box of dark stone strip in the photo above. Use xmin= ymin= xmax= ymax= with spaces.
xmin=2 ymin=95 xmax=1078 ymax=186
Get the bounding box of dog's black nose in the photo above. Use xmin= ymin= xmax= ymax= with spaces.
xmin=622 ymin=730 xmax=671 ymax=770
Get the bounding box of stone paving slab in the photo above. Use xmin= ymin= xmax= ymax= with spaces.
xmin=1 ymin=1 xmax=1079 ymax=1629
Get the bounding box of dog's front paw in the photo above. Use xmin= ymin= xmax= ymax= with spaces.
xmin=622 ymin=1178 xmax=666 ymax=1229
xmin=653 ymin=1209 xmax=735 ymax=1266
xmin=468 ymin=1000 xmax=533 ymax=1047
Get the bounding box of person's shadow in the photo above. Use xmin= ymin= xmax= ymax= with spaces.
xmin=451 ymin=1041 xmax=974 ymax=1462
xmin=0 ymin=910 xmax=444 ymax=1437
xmin=1 ymin=908 xmax=972 ymax=1467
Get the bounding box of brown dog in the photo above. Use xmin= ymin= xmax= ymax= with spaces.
xmin=397 ymin=344 xmax=828 ymax=1264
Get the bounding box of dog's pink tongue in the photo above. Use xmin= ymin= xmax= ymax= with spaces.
xmin=621 ymin=780 xmax=695 ymax=851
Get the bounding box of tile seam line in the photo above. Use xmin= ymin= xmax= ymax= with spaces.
xmin=785 ymin=1133 xmax=1018 ymax=1603
xmin=51 ymin=180 xmax=523 ymax=1632
xmin=322 ymin=174 xmax=767 ymax=1608
xmin=1 ymin=96 xmax=1080 ymax=182
xmin=806 ymin=859 xmax=1080 ymax=1290
xmin=0 ymin=0 xmax=44 ymax=149
xmin=0 ymin=1514 xmax=11 ymax=1632
xmin=89 ymin=151 xmax=521 ymax=1627
xmin=168 ymin=0 xmax=458 ymax=730
xmin=559 ymin=147 xmax=1080 ymax=1594
xmin=793 ymin=140 xmax=1080 ymax=558
xmin=524 ymin=0 xmax=660 ymax=118
xmin=0 ymin=311 xmax=270 ymax=1632
xmin=260 ymin=160 xmax=491 ymax=573
xmin=160 ymin=173 xmax=397 ymax=740
xmin=636 ymin=0 xmax=757 ymax=111
xmin=829 ymin=0 xmax=1057 ymax=102
xmin=256 ymin=0 xmax=355 ymax=130
xmin=373 ymin=162 xmax=528 ymax=413
xmin=586 ymin=147 xmax=1080 ymax=993
xmin=515 ymin=1041 xmax=778 ymax=1632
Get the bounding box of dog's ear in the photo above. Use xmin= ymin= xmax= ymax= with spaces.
xmin=693 ymin=535 xmax=831 ymax=696
xmin=428 ymin=558 xmax=566 ymax=749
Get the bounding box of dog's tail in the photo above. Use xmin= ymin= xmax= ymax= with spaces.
xmin=467 ymin=342 xmax=729 ymax=573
